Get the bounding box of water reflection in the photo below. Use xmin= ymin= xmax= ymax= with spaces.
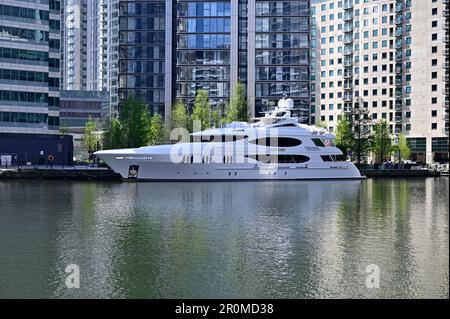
xmin=0 ymin=179 xmax=447 ymax=298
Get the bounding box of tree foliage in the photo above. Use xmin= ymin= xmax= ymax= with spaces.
xmin=192 ymin=89 xmax=211 ymax=130
xmin=392 ymin=133 xmax=411 ymax=161
xmin=81 ymin=117 xmax=99 ymax=152
xmin=149 ymin=113 xmax=166 ymax=145
xmin=171 ymin=99 xmax=189 ymax=130
xmin=371 ymin=120 xmax=393 ymax=163
xmin=122 ymin=96 xmax=151 ymax=148
xmin=103 ymin=117 xmax=124 ymax=149
xmin=226 ymin=82 xmax=248 ymax=123
xmin=335 ymin=116 xmax=354 ymax=159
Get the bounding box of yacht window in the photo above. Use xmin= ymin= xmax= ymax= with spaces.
xmin=276 ymin=123 xmax=297 ymax=128
xmin=311 ymin=138 xmax=325 ymax=147
xmin=321 ymin=155 xmax=334 ymax=162
xmin=197 ymin=135 xmax=247 ymax=143
xmin=248 ymin=137 xmax=302 ymax=147
xmin=246 ymin=154 xmax=310 ymax=164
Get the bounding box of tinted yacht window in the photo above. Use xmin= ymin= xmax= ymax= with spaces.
xmin=248 ymin=137 xmax=302 ymax=147
xmin=246 ymin=154 xmax=310 ymax=163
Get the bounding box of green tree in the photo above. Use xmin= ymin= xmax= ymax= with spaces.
xmin=346 ymin=103 xmax=372 ymax=166
xmin=192 ymin=89 xmax=211 ymax=130
xmin=121 ymin=96 xmax=151 ymax=147
xmin=82 ymin=117 xmax=99 ymax=153
xmin=393 ymin=133 xmax=411 ymax=161
xmin=148 ymin=113 xmax=166 ymax=145
xmin=315 ymin=120 xmax=328 ymax=128
xmin=226 ymin=82 xmax=248 ymax=122
xmin=103 ymin=117 xmax=124 ymax=149
xmin=371 ymin=120 xmax=393 ymax=163
xmin=211 ymin=110 xmax=221 ymax=128
xmin=335 ymin=116 xmax=354 ymax=160
xmin=171 ymin=99 xmax=189 ymax=130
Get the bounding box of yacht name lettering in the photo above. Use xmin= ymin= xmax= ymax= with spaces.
xmin=175 ymin=303 xmax=209 ymax=317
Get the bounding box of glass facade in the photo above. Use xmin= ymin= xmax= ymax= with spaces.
xmin=254 ymin=0 xmax=310 ymax=121
xmin=176 ymin=1 xmax=232 ymax=112
xmin=0 ymin=0 xmax=61 ymax=132
xmin=118 ymin=1 xmax=166 ymax=114
xmin=118 ymin=0 xmax=311 ymax=119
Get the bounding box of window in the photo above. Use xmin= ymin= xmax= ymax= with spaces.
xmin=246 ymin=154 xmax=310 ymax=164
xmin=248 ymin=137 xmax=302 ymax=147
xmin=321 ymin=155 xmax=334 ymax=162
xmin=311 ymin=138 xmax=325 ymax=147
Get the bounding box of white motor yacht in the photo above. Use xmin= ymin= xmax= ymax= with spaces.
xmin=95 ymin=97 xmax=362 ymax=180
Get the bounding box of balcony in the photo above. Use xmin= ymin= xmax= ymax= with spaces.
xmin=443 ymin=127 xmax=449 ymax=135
xmin=344 ymin=72 xmax=353 ymax=79
xmin=444 ymin=35 xmax=449 ymax=43
xmin=444 ymin=87 xmax=450 ymax=95
xmin=344 ymin=82 xmax=353 ymax=90
xmin=395 ymin=16 xmax=403 ymax=25
xmin=344 ymin=106 xmax=353 ymax=113
xmin=343 ymin=48 xmax=353 ymax=56
xmin=395 ymin=91 xmax=403 ymax=98
xmin=444 ymin=100 xmax=449 ymax=110
xmin=344 ymin=13 xmax=353 ymax=21
xmin=344 ymin=59 xmax=353 ymax=67
xmin=395 ymin=3 xmax=403 ymax=13
xmin=343 ymin=95 xmax=353 ymax=102
xmin=344 ymin=36 xmax=353 ymax=44
xmin=344 ymin=23 xmax=353 ymax=33
xmin=444 ymin=61 xmax=450 ymax=69
xmin=395 ymin=67 xmax=403 ymax=74
xmin=395 ymin=116 xmax=402 ymax=123
xmin=344 ymin=1 xmax=353 ymax=10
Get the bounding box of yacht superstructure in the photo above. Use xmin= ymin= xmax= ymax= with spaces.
xmin=95 ymin=98 xmax=362 ymax=180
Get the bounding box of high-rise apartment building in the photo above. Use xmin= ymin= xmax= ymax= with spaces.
xmin=0 ymin=0 xmax=61 ymax=134
xmin=311 ymin=0 xmax=449 ymax=163
xmin=118 ymin=0 xmax=311 ymax=122
xmin=61 ymin=0 xmax=119 ymax=117
xmin=61 ymin=0 xmax=88 ymax=90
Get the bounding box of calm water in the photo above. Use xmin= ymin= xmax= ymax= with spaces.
xmin=0 ymin=178 xmax=448 ymax=299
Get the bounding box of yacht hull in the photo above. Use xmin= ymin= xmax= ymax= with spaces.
xmin=97 ymin=154 xmax=363 ymax=181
